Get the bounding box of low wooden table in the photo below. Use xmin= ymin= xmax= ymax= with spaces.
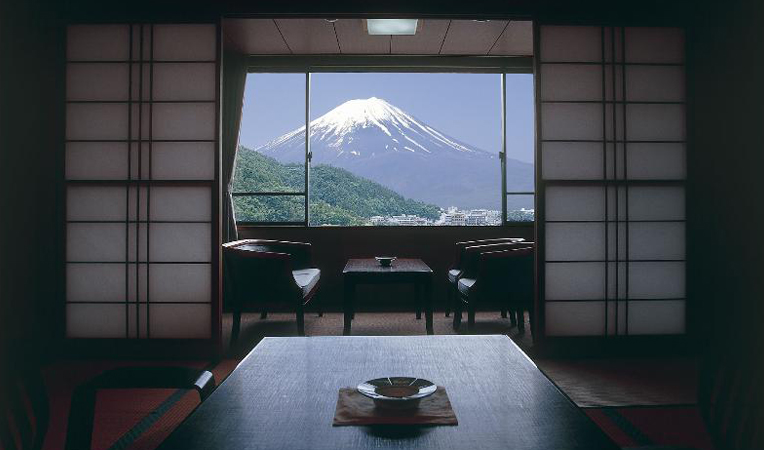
xmin=343 ymin=258 xmax=433 ymax=335
xmin=158 ymin=336 xmax=619 ymax=450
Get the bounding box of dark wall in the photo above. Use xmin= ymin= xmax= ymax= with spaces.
xmin=686 ymin=0 xmax=764 ymax=355
xmin=0 ymin=1 xmax=65 ymax=360
xmin=237 ymin=226 xmax=534 ymax=311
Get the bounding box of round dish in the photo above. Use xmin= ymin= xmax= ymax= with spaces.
xmin=375 ymin=256 xmax=397 ymax=267
xmin=357 ymin=377 xmax=436 ymax=409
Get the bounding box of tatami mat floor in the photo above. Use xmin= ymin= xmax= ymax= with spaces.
xmin=42 ymin=311 xmax=701 ymax=449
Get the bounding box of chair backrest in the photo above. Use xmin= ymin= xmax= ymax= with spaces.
xmin=222 ymin=246 xmax=300 ymax=308
xmin=461 ymin=241 xmax=534 ymax=277
xmin=452 ymin=237 xmax=525 ymax=267
xmin=478 ymin=247 xmax=535 ymax=301
xmin=0 ymin=353 xmax=49 ymax=450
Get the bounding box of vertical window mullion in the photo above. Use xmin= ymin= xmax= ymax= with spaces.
xmin=501 ymin=73 xmax=508 ymax=225
xmin=305 ymin=72 xmax=311 ymax=227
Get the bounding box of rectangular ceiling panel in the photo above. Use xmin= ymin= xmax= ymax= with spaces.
xmin=334 ymin=19 xmax=390 ymax=54
xmin=274 ymin=19 xmax=339 ymax=54
xmin=489 ymin=20 xmax=533 ymax=56
xmin=440 ymin=20 xmax=509 ymax=55
xmin=390 ymin=20 xmax=450 ymax=54
xmin=224 ymin=19 xmax=291 ymax=54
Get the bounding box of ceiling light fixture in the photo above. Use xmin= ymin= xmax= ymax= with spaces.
xmin=324 ymin=19 xmax=338 ymax=23
xmin=366 ymin=19 xmax=418 ymax=36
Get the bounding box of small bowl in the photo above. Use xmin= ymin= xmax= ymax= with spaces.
xmin=375 ymin=256 xmax=397 ymax=267
xmin=357 ymin=377 xmax=436 ymax=409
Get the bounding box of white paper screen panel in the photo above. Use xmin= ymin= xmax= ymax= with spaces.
xmin=66 ymin=143 xmax=129 ymax=180
xmin=627 ymin=144 xmax=686 ymax=180
xmin=628 ymin=186 xmax=685 ymax=220
xmin=626 ymin=66 xmax=685 ymax=102
xmin=152 ymin=63 xmax=216 ymax=101
xmin=66 ymin=104 xmax=129 ymax=140
xmin=152 ymin=103 xmax=216 ymax=141
xmin=67 ymin=186 xmax=127 ymax=221
xmin=67 ymin=25 xmax=130 ymax=61
xmin=545 ymin=262 xmax=605 ymax=300
xmin=626 ymin=104 xmax=686 ymax=141
xmin=67 ymin=223 xmax=126 ymax=262
xmin=625 ymin=27 xmax=685 ymax=63
xmin=153 ymin=24 xmax=217 ymax=61
xmin=67 ymin=264 xmax=125 ymax=302
xmin=545 ymin=223 xmax=606 ymax=261
xmin=628 ymin=222 xmax=685 ymax=260
xmin=149 ymin=224 xmax=212 ymax=262
xmin=67 ymin=64 xmax=130 ymax=101
xmin=150 ymin=264 xmax=211 ymax=303
xmin=541 ymin=142 xmax=603 ymax=180
xmin=540 ymin=64 xmax=602 ymax=101
xmin=149 ymin=187 xmax=212 ymax=221
xmin=545 ymin=302 xmax=606 ymax=336
xmin=539 ymin=26 xmax=601 ymax=62
xmin=151 ymin=142 xmax=215 ymax=180
xmin=65 ymin=23 xmax=218 ymax=341
xmin=629 ymin=262 xmax=685 ymax=299
xmin=628 ymin=301 xmax=686 ymax=335
xmin=67 ymin=304 xmax=128 ymax=338
xmin=539 ymin=25 xmax=686 ymax=337
xmin=149 ymin=304 xmax=211 ymax=339
xmin=541 ymin=103 xmax=603 ymax=141
xmin=545 ymin=186 xmax=629 ymax=222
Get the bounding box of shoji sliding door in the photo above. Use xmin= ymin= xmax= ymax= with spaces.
xmin=538 ymin=26 xmax=686 ymax=337
xmin=65 ymin=24 xmax=220 ymax=345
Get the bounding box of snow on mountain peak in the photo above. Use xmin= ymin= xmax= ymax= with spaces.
xmin=256 ymin=97 xmax=482 ymax=157
xmin=312 ymin=97 xmax=414 ymax=138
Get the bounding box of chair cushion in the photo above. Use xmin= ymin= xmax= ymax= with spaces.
xmin=457 ymin=277 xmax=477 ymax=298
xmin=292 ymin=268 xmax=320 ymax=297
xmin=447 ymin=269 xmax=463 ymax=284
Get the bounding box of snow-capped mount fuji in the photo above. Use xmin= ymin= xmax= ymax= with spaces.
xmin=250 ymin=97 xmax=533 ymax=209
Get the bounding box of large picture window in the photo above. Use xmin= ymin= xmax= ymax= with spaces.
xmin=233 ymin=67 xmax=534 ymax=226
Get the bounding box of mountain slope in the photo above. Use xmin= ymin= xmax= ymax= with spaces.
xmin=250 ymin=97 xmax=534 ymax=209
xmin=233 ymin=148 xmax=440 ymax=225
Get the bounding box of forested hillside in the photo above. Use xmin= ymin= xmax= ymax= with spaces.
xmin=233 ymin=147 xmax=441 ymax=225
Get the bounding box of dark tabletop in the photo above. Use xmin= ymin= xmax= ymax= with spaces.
xmin=343 ymin=258 xmax=433 ymax=274
xmin=159 ymin=336 xmax=618 ymax=450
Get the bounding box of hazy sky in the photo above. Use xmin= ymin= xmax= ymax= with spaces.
xmin=238 ymin=72 xmax=534 ymax=164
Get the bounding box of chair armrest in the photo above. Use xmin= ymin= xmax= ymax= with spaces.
xmin=225 ymin=239 xmax=313 ymax=270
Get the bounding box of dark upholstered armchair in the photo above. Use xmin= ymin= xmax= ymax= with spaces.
xmin=223 ymin=239 xmax=322 ymax=344
xmin=445 ymin=237 xmax=525 ymax=317
xmin=453 ymin=245 xmax=535 ymax=333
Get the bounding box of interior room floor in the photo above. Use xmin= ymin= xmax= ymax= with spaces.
xmin=41 ymin=312 xmax=711 ymax=450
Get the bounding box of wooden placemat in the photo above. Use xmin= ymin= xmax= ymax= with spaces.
xmin=333 ymin=387 xmax=458 ymax=426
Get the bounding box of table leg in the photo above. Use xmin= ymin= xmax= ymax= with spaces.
xmin=343 ymin=279 xmax=354 ymax=336
xmin=415 ymin=283 xmax=422 ymax=320
xmin=425 ymin=278 xmax=433 ymax=335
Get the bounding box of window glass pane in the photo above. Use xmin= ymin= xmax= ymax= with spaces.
xmin=235 ymin=72 xmax=537 ymax=226
xmin=506 ymin=194 xmax=535 ymax=222
xmin=505 ymin=73 xmax=535 ymax=196
xmin=308 ymin=72 xmax=503 ymax=226
xmin=234 ymin=74 xmax=306 ymax=200
xmin=234 ymin=195 xmax=305 ymax=223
